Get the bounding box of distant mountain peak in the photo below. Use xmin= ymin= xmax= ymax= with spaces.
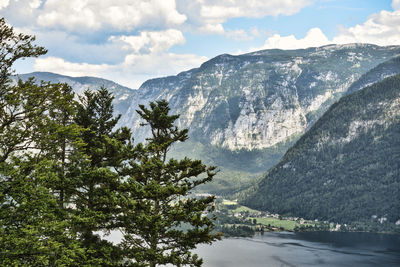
xmin=122 ymin=43 xmax=400 ymax=151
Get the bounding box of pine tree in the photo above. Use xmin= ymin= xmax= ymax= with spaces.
xmin=71 ymin=87 xmax=132 ymax=265
xmin=0 ymin=157 xmax=86 ymax=266
xmin=119 ymin=100 xmax=220 ymax=267
xmin=0 ymin=17 xmax=220 ymax=266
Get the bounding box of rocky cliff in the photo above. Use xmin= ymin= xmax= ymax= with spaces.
xmin=18 ymin=44 xmax=400 ymax=194
xmin=121 ymin=44 xmax=400 ymax=152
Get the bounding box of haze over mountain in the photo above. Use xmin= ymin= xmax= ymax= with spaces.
xmin=14 ymin=72 xmax=137 ymax=117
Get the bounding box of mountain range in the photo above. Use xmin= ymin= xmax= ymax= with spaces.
xmin=16 ymin=44 xmax=400 ymax=197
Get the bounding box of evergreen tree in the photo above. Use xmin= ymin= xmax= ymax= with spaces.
xmin=0 ymin=157 xmax=85 ymax=266
xmin=71 ymin=87 xmax=132 ymax=265
xmin=0 ymin=18 xmax=86 ymax=265
xmin=0 ymin=17 xmax=220 ymax=265
xmin=119 ymin=100 xmax=220 ymax=267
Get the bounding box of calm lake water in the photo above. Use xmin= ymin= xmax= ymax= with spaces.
xmin=194 ymin=232 xmax=400 ymax=267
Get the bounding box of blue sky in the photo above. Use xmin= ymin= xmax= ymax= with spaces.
xmin=1 ymin=0 xmax=399 ymax=88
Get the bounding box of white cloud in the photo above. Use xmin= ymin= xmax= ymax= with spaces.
xmin=116 ymin=29 xmax=185 ymax=54
xmin=392 ymin=0 xmax=400 ymax=11
xmin=3 ymin=0 xmax=311 ymax=35
xmin=29 ymin=0 xmax=42 ymax=9
xmin=188 ymin=0 xmax=311 ymax=18
xmin=250 ymin=27 xmax=261 ymax=38
xmin=36 ymin=0 xmax=186 ymax=31
xmin=197 ymin=23 xmax=225 ymax=34
xmin=332 ymin=10 xmax=400 ymax=46
xmin=33 ymin=53 xmax=207 ymax=89
xmin=117 ymin=30 xmax=207 ymax=81
xmin=33 ymin=29 xmax=207 ymax=88
xmin=225 ymin=29 xmax=252 ymax=41
xmin=122 ymin=52 xmax=207 ymax=77
xmin=34 ymin=57 xmax=112 ymax=77
xmin=0 ymin=0 xmax=9 ymax=10
xmin=254 ymin=4 xmax=400 ymax=51
xmin=12 ymin=28 xmax=128 ymax=65
xmin=176 ymin=0 xmax=312 ymax=34
xmin=224 ymin=28 xmax=264 ymax=41
xmin=256 ymin=28 xmax=331 ymax=50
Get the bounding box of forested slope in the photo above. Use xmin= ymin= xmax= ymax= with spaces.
xmin=242 ymin=74 xmax=400 ymax=225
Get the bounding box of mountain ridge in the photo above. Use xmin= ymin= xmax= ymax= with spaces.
xmin=122 ymin=43 xmax=400 ymax=151
xmin=16 ymin=44 xmax=400 ymax=195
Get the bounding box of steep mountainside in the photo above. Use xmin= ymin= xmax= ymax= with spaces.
xmin=116 ymin=44 xmax=400 ymax=193
xmin=121 ymin=44 xmax=400 ymax=152
xmin=242 ymin=74 xmax=400 ymax=225
xmin=347 ymin=56 xmax=400 ymax=94
xmin=14 ymin=72 xmax=136 ymax=116
xmin=16 ymin=45 xmax=400 ymax=195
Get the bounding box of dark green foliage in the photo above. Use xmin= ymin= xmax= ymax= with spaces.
xmin=1 ymin=17 xmax=219 ymax=266
xmin=0 ymin=79 xmax=75 ymax=163
xmin=214 ymin=225 xmax=255 ymax=237
xmin=0 ymin=159 xmax=85 ymax=266
xmin=71 ymin=87 xmax=132 ymax=265
xmin=0 ymin=17 xmax=87 ymax=265
xmin=242 ymin=74 xmax=400 ymax=226
xmin=119 ymin=100 xmax=220 ymax=267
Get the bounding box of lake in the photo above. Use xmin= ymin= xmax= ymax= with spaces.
xmin=194 ymin=232 xmax=400 ymax=267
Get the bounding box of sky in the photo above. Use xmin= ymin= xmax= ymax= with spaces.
xmin=1 ymin=0 xmax=400 ymax=89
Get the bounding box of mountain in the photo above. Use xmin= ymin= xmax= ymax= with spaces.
xmin=14 ymin=72 xmax=136 ymax=116
xmin=121 ymin=44 xmax=400 ymax=150
xmin=241 ymin=74 xmax=400 ymax=225
xmin=118 ymin=44 xmax=400 ymax=193
xmin=347 ymin=56 xmax=400 ymax=94
xmin=16 ymin=45 xmax=400 ymax=195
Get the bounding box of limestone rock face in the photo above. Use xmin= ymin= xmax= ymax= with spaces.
xmin=17 ymin=46 xmax=400 ymax=194
xmin=120 ymin=44 xmax=400 ymax=150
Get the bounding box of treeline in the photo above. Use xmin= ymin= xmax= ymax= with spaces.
xmin=0 ymin=18 xmax=219 ymax=266
xmin=242 ymin=72 xmax=400 ymax=228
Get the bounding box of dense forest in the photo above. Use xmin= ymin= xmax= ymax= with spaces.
xmin=0 ymin=18 xmax=219 ymax=266
xmin=242 ymin=74 xmax=400 ymax=226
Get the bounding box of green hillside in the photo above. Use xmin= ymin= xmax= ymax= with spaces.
xmin=242 ymin=74 xmax=400 ymax=225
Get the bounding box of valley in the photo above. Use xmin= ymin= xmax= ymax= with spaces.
xmin=3 ymin=2 xmax=400 ymax=265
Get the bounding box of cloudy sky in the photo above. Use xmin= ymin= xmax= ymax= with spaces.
xmin=1 ymin=0 xmax=400 ymax=88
